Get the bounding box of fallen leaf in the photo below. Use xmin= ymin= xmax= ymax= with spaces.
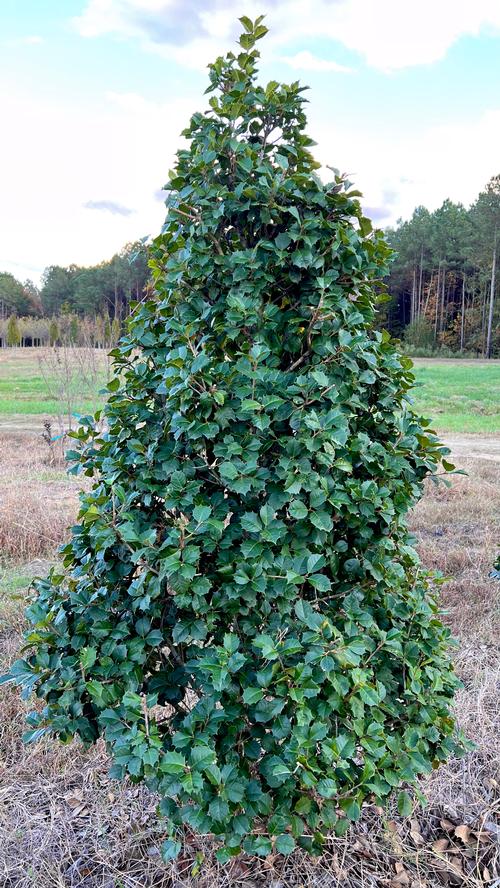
xmin=482 ymin=867 xmax=491 ymax=883
xmin=392 ymin=870 xmax=410 ymax=886
xmin=229 ymin=859 xmax=251 ymax=878
xmin=410 ymin=822 xmax=424 ymax=846
xmin=432 ymin=839 xmax=449 ymax=853
xmin=64 ymin=790 xmax=84 ymax=807
xmin=454 ymin=824 xmax=471 ymax=844
xmin=70 ymin=802 xmax=90 ymax=818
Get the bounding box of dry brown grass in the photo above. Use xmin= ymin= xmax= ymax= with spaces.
xmin=0 ymin=431 xmax=83 ymax=560
xmin=411 ymin=459 xmax=499 ymax=644
xmin=0 ymin=434 xmax=498 ymax=888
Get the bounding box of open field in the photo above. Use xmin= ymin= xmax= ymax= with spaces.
xmin=0 ymin=347 xmax=499 ymax=886
xmin=1 ymin=348 xmax=499 ymax=433
xmin=411 ymin=360 xmax=500 ymax=434
xmin=0 ymin=347 xmax=109 ymax=418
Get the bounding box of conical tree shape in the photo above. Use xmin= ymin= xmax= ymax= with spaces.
xmin=6 ymin=19 xmax=463 ymax=860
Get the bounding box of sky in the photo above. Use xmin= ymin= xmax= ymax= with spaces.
xmin=1 ymin=0 xmax=500 ymax=284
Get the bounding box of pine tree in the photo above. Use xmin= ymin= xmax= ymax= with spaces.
xmin=111 ymin=316 xmax=121 ymax=345
xmin=104 ymin=316 xmax=112 ymax=346
xmin=49 ymin=317 xmax=59 ymax=346
xmin=4 ymin=19 xmax=463 ymax=861
xmin=70 ymin=315 xmax=79 ymax=344
xmin=6 ymin=314 xmax=21 ymax=347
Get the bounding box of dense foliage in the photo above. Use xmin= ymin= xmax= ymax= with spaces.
xmin=0 ymin=271 xmax=40 ymax=316
xmin=384 ymin=184 xmax=500 ymax=356
xmin=4 ymin=20 xmax=463 ymax=861
xmin=0 ymin=242 xmax=148 ymax=324
xmin=40 ymin=242 xmax=149 ymax=318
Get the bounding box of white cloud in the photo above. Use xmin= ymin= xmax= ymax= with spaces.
xmin=3 ymin=1 xmax=500 ymax=284
xmin=74 ymin=0 xmax=500 ymax=71
xmin=311 ymin=105 xmax=500 ymax=225
xmin=280 ymin=50 xmax=352 ymax=73
xmin=73 ymin=0 xmax=138 ymax=38
xmin=6 ymin=35 xmax=44 ymax=47
xmin=395 ymin=108 xmax=500 ymax=215
xmin=318 ymin=0 xmax=500 ymax=71
xmin=0 ymin=84 xmax=197 ymax=283
xmin=84 ymin=199 xmax=135 ymax=215
xmin=2 ymin=67 xmax=498 ymax=286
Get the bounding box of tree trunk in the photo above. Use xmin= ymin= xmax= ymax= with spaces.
xmin=418 ymin=247 xmax=424 ymax=317
xmin=439 ymin=266 xmax=446 ymax=334
xmin=485 ymin=231 xmax=497 ymax=358
xmin=460 ymin=274 xmax=466 ymax=352
xmin=481 ymin=280 xmax=488 ymax=353
xmin=411 ymin=268 xmax=416 ymax=324
xmin=434 ymin=263 xmax=441 ymax=341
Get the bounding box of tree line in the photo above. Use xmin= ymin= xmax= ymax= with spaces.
xmin=1 ymin=182 xmax=499 ymax=357
xmin=0 ymin=313 xmax=122 ymax=348
xmin=0 ymin=242 xmax=149 ymax=322
xmin=383 ymin=175 xmax=500 ymax=357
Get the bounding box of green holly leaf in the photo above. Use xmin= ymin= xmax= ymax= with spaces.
xmin=309 ymin=573 xmax=331 ymax=592
xmin=317 ymin=777 xmax=337 ymax=798
xmin=243 ymin=835 xmax=273 ymax=857
xmin=275 ymin=833 xmax=295 ymax=855
xmin=397 ymin=791 xmax=413 ymax=817
xmin=160 ymin=751 xmax=187 ymax=775
xmin=161 ymin=839 xmax=182 ymax=861
xmin=193 ymin=504 xmax=212 ymax=523
xmin=289 ymin=499 xmax=308 ymax=519
xmin=309 ymin=511 xmax=333 ymax=532
xmin=340 ymin=797 xmax=361 ymax=820
xmin=275 ymin=232 xmax=291 ymax=250
xmin=80 ymin=647 xmax=97 ymax=671
xmin=243 ymin=686 xmax=264 ymax=704
xmin=241 ymin=512 xmax=262 ymax=533
xmin=209 ymin=797 xmax=230 ymax=822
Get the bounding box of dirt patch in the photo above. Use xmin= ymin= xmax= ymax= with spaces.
xmin=0 ymin=414 xmax=64 ymax=433
xmin=444 ymin=435 xmax=500 ymax=464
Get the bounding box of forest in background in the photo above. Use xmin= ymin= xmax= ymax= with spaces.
xmin=0 ymin=242 xmax=149 ymax=346
xmin=384 ymin=174 xmax=500 ymax=357
xmin=1 ymin=176 xmax=499 ymax=355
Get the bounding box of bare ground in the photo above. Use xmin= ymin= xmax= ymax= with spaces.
xmin=0 ymin=432 xmax=498 ymax=888
xmin=444 ymin=436 xmax=500 ymax=464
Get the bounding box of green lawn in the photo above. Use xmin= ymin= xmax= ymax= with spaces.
xmin=0 ymin=348 xmax=108 ymax=417
xmin=411 ymin=360 xmax=500 ymax=434
xmin=0 ymin=348 xmax=499 ymax=434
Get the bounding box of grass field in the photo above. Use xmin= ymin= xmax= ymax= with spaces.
xmin=0 ymin=347 xmax=109 ymax=418
xmin=0 ymin=346 xmax=499 ymax=887
xmin=411 ymin=359 xmax=500 ymax=434
xmin=0 ymin=348 xmax=499 ymax=433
